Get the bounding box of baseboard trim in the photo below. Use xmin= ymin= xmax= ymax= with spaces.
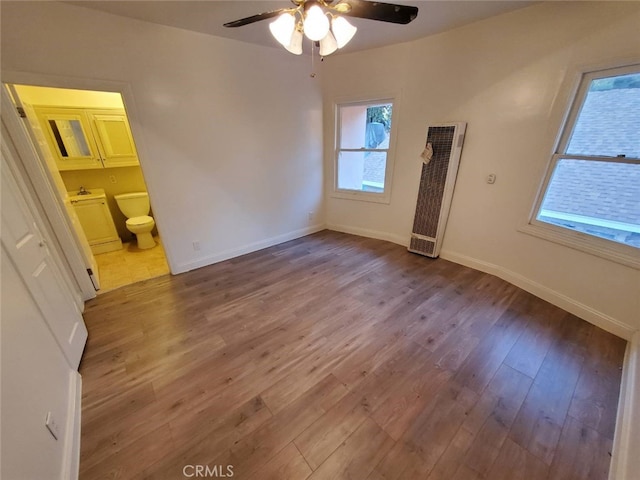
xmin=610 ymin=332 xmax=640 ymax=480
xmin=175 ymin=224 xmax=326 ymax=274
xmin=62 ymin=371 xmax=82 ymax=480
xmin=439 ymin=249 xmax=635 ymax=340
xmin=326 ymin=224 xmax=409 ymax=248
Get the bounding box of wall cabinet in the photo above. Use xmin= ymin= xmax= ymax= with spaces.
xmin=35 ymin=106 xmax=140 ymax=171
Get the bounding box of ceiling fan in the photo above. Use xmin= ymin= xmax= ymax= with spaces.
xmin=223 ymin=0 xmax=419 ymax=56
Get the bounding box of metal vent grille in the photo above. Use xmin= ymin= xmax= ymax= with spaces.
xmin=409 ymin=123 xmax=466 ymax=258
xmin=412 ymin=126 xmax=455 ymax=238
xmin=409 ymin=236 xmax=435 ymax=256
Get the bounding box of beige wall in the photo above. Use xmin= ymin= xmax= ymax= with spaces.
xmin=2 ymin=1 xmax=324 ymax=274
xmin=322 ymin=2 xmax=640 ymax=336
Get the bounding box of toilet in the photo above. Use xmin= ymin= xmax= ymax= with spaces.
xmin=114 ymin=192 xmax=156 ymax=249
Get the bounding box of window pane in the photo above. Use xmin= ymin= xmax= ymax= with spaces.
xmin=566 ymin=72 xmax=640 ymax=158
xmin=538 ymin=159 xmax=640 ymax=248
xmin=340 ymin=103 xmax=392 ymax=149
xmin=337 ymin=151 xmax=387 ymax=192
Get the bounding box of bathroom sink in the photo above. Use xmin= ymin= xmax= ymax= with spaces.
xmin=68 ymin=188 xmax=106 ymax=202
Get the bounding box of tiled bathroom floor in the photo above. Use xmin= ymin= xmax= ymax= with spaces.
xmin=94 ymin=236 xmax=170 ymax=293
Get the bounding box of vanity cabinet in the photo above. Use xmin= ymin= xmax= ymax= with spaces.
xmin=69 ymin=189 xmax=122 ymax=254
xmin=35 ymin=106 xmax=140 ymax=171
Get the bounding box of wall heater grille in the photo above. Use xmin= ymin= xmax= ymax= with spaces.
xmin=409 ymin=122 xmax=466 ymax=258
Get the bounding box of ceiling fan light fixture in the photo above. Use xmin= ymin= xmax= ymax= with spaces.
xmin=303 ymin=4 xmax=330 ymax=41
xmin=331 ymin=16 xmax=357 ymax=49
xmin=319 ymin=30 xmax=338 ymax=56
xmin=284 ymin=28 xmax=304 ymax=55
xmin=269 ymin=12 xmax=296 ymax=46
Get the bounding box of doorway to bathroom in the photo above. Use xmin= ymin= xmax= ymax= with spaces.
xmin=8 ymin=83 xmax=169 ymax=293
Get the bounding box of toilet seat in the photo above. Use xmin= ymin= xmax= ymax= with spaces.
xmin=126 ymin=215 xmax=154 ymax=227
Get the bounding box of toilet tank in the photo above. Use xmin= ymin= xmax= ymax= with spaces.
xmin=114 ymin=192 xmax=150 ymax=218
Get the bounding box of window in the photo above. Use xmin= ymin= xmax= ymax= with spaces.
xmin=334 ymin=99 xmax=395 ymax=202
xmin=528 ymin=64 xmax=640 ymax=266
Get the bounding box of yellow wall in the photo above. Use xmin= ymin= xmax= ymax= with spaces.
xmin=61 ymin=167 xmax=151 ymax=240
xmin=14 ymin=84 xmax=123 ymax=108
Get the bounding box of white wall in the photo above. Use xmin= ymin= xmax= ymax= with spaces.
xmin=1 ymin=247 xmax=76 ymax=480
xmin=1 ymin=1 xmax=324 ymax=274
xmin=322 ymin=2 xmax=640 ymax=337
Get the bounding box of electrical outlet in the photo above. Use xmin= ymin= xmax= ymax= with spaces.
xmin=486 ymin=174 xmax=496 ymax=184
xmin=45 ymin=411 xmax=60 ymax=440
xmin=193 ymin=241 xmax=200 ymax=251
xmin=109 ymin=175 xmax=117 ymax=184
xmin=308 ymin=211 xmax=314 ymax=221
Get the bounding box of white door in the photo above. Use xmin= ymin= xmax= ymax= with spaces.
xmin=1 ymin=151 xmax=88 ymax=370
xmin=3 ymin=85 xmax=99 ymax=297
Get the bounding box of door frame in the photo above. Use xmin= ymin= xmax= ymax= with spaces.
xmin=2 ymin=71 xmax=175 ymax=298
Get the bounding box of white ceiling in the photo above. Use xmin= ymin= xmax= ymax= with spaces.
xmin=67 ymin=1 xmax=536 ymax=55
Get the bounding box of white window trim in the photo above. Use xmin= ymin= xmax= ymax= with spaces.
xmin=522 ymin=62 xmax=640 ymax=270
xmin=331 ymin=96 xmax=399 ymax=204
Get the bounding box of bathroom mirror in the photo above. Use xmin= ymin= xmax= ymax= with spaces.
xmin=47 ymin=119 xmax=91 ymax=158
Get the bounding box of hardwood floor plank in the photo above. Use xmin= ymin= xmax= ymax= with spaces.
xmin=452 ymin=291 xmax=530 ymax=394
xmin=548 ymin=416 xmax=614 ymax=480
xmin=485 ymin=438 xmax=549 ymax=480
xmin=451 ymin=465 xmax=483 ymax=480
xmin=142 ymin=396 xmax=272 ymax=478
xmin=207 ymin=374 xmax=348 ymax=480
xmin=370 ymin=361 xmax=452 ymax=441
xmin=461 ymin=364 xmax=532 ymax=476
xmin=503 ymin=299 xmax=566 ymax=379
xmin=567 ymin=325 xmax=625 ymax=440
xmin=78 ymin=231 xmax=626 ymax=479
xmin=399 ymin=380 xmax=478 ymax=473
xmin=426 ymin=427 xmax=476 ymax=480
xmin=509 ymin=313 xmax=587 ymax=464
xmin=294 ymin=391 xmax=369 ymax=470
xmin=80 ymin=423 xmax=175 ymax=480
xmin=246 ymin=443 xmax=312 ymax=480
xmin=307 ymin=417 xmax=395 ymax=480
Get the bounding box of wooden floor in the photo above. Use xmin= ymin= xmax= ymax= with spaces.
xmin=79 ymin=231 xmax=626 ymax=480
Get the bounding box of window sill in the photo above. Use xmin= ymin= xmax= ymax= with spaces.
xmin=518 ymin=222 xmax=640 ymax=270
xmin=330 ymin=189 xmax=391 ymax=205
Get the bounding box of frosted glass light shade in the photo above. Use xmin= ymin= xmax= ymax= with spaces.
xmin=332 ymin=16 xmax=357 ymax=48
xmin=269 ymin=13 xmax=296 ymax=46
xmin=303 ymin=5 xmax=330 ymax=41
xmin=285 ymin=29 xmax=303 ymax=55
xmin=319 ymin=31 xmax=338 ymax=56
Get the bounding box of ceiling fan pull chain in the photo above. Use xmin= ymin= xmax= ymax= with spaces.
xmin=310 ymin=40 xmax=316 ymax=78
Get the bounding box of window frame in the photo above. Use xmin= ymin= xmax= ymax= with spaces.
xmin=331 ymin=96 xmax=398 ymax=204
xmin=522 ymin=63 xmax=640 ymax=269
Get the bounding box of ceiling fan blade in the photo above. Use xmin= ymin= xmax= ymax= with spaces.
xmin=223 ymin=8 xmax=289 ymax=28
xmin=336 ymin=0 xmax=418 ymax=25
